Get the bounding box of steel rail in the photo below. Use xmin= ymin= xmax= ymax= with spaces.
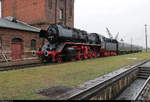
xmin=134 ymin=76 xmax=150 ymax=100
xmin=0 ymin=63 xmax=54 ymax=71
xmin=0 ymin=58 xmax=92 ymax=72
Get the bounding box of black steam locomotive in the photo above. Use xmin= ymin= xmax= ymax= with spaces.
xmin=33 ymin=23 xmax=143 ymax=63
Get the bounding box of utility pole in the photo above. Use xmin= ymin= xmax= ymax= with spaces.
xmin=145 ymin=24 xmax=148 ymax=52
xmin=131 ymin=38 xmax=133 ymax=52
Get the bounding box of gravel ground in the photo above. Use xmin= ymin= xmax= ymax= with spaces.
xmin=116 ymin=79 xmax=146 ymax=100
xmin=0 ymin=58 xmax=40 ymax=67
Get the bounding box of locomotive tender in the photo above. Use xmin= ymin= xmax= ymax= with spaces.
xmin=33 ymin=23 xmax=143 ymax=63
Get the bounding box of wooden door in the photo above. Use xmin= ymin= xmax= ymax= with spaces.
xmin=12 ymin=43 xmax=22 ymax=60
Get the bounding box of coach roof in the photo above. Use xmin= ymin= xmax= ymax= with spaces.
xmin=0 ymin=16 xmax=41 ymax=33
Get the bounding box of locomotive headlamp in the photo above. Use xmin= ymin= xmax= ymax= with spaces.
xmin=44 ymin=51 xmax=49 ymax=57
xmin=50 ymin=47 xmax=53 ymax=50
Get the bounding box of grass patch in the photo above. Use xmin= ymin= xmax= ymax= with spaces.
xmin=0 ymin=52 xmax=150 ymax=100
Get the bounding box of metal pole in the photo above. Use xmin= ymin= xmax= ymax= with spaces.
xmin=145 ymin=24 xmax=148 ymax=52
xmin=131 ymin=38 xmax=133 ymax=52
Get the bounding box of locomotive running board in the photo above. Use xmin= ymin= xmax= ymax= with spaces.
xmin=57 ymin=42 xmax=101 ymax=52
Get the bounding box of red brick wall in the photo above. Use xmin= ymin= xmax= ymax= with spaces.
xmin=65 ymin=0 xmax=74 ymax=28
xmin=0 ymin=28 xmax=42 ymax=61
xmin=2 ymin=0 xmax=47 ymax=25
xmin=2 ymin=0 xmax=74 ymax=29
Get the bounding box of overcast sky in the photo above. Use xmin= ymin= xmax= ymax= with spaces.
xmin=0 ymin=0 xmax=149 ymax=47
xmin=74 ymin=0 xmax=150 ymax=47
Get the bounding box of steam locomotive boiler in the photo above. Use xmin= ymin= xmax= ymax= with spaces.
xmin=35 ymin=24 xmax=102 ymax=63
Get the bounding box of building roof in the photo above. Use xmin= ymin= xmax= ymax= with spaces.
xmin=0 ymin=16 xmax=41 ymax=33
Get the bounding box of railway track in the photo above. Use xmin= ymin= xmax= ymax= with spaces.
xmin=0 ymin=62 xmax=53 ymax=72
xmin=0 ymin=56 xmax=106 ymax=72
xmin=116 ymin=61 xmax=150 ymax=100
xmin=134 ymin=76 xmax=150 ymax=100
xmin=0 ymin=59 xmax=90 ymax=72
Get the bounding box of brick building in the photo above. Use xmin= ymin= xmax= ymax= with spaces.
xmin=1 ymin=0 xmax=74 ymax=29
xmin=0 ymin=17 xmax=41 ymax=61
xmin=0 ymin=0 xmax=74 ymax=61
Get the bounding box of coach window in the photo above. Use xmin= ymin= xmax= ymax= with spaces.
xmin=31 ymin=39 xmax=36 ymax=50
xmin=0 ymin=37 xmax=2 ymax=48
xmin=59 ymin=9 xmax=63 ymax=20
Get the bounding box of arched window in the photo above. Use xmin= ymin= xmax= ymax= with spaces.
xmin=12 ymin=38 xmax=23 ymax=43
xmin=31 ymin=39 xmax=36 ymax=50
xmin=0 ymin=37 xmax=2 ymax=48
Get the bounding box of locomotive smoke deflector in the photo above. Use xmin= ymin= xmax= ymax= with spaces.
xmin=39 ymin=30 xmax=47 ymax=38
xmin=39 ymin=27 xmax=57 ymax=43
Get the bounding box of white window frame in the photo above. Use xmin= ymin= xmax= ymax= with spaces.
xmin=59 ymin=9 xmax=63 ymax=20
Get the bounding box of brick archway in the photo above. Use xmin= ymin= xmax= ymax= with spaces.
xmin=11 ymin=38 xmax=23 ymax=60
